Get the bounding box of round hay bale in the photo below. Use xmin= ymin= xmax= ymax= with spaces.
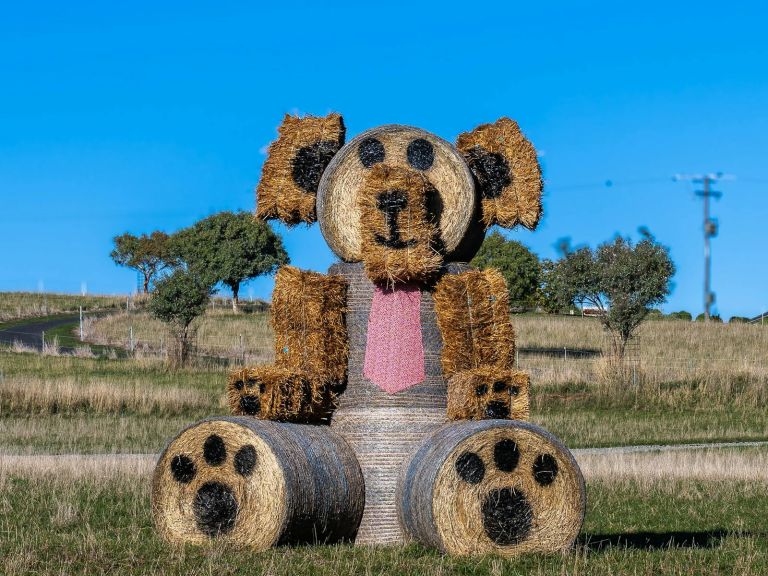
xmin=327 ymin=261 xmax=467 ymax=545
xmin=398 ymin=420 xmax=586 ymax=556
xmin=152 ymin=417 xmax=364 ymax=549
xmin=317 ymin=125 xmax=476 ymax=262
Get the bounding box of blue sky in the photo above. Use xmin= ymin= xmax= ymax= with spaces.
xmin=1 ymin=2 xmax=767 ymax=318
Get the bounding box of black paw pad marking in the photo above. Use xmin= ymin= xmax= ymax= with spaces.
xmin=481 ymin=487 xmax=532 ymax=545
xmin=455 ymin=451 xmax=485 ymax=484
xmin=358 ymin=137 xmax=385 ymax=167
xmin=239 ymin=394 xmax=261 ymax=416
xmin=234 ymin=445 xmax=257 ymax=477
xmin=170 ymin=454 xmax=196 ymax=483
xmin=194 ymin=481 xmax=238 ymax=536
xmin=464 ymin=145 xmax=511 ymax=199
xmin=291 ymin=140 xmax=339 ymax=193
xmin=170 ymin=437 xmax=260 ymax=537
xmin=456 ymin=439 xmax=559 ymax=546
xmin=203 ymin=434 xmax=226 ymax=466
xmin=533 ymin=453 xmax=558 ymax=486
xmin=407 ymin=138 xmax=434 ymax=170
xmin=493 ymin=439 xmax=519 ymax=472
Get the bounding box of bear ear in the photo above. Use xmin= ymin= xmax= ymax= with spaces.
xmin=456 ymin=118 xmax=542 ymax=231
xmin=256 ymin=113 xmax=345 ymax=225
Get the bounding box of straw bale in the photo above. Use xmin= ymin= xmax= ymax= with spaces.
xmin=317 ymin=125 xmax=475 ymax=262
xmin=433 ymin=268 xmax=515 ymax=377
xmin=256 ymin=113 xmax=345 ymax=225
xmin=456 ymin=118 xmax=542 ymax=230
xmin=227 ymin=366 xmax=332 ymax=423
xmin=358 ymin=164 xmax=443 ymax=285
xmin=152 ymin=417 xmax=364 ymax=549
xmin=398 ymin=420 xmax=585 ymax=556
xmin=447 ymin=367 xmax=530 ymax=421
xmin=271 ymin=265 xmax=348 ymax=384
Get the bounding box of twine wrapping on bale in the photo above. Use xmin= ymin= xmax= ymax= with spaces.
xmin=398 ymin=420 xmax=585 ymax=556
xmin=456 ymin=118 xmax=542 ymax=231
xmin=447 ymin=367 xmax=530 ymax=421
xmin=227 ymin=366 xmax=332 ymax=422
xmin=433 ymin=268 xmax=516 ymax=377
xmin=358 ymin=164 xmax=443 ymax=286
xmin=256 ymin=113 xmax=345 ymax=225
xmin=152 ymin=417 xmax=364 ymax=549
xmin=271 ymin=265 xmax=349 ymax=385
xmin=317 ymin=125 xmax=476 ymax=263
xmin=329 ymin=261 xmax=470 ymax=544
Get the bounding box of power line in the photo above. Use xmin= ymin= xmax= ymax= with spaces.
xmin=673 ymin=172 xmax=734 ymax=321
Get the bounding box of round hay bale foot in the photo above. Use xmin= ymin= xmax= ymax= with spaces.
xmin=398 ymin=420 xmax=585 ymax=556
xmin=152 ymin=417 xmax=364 ymax=549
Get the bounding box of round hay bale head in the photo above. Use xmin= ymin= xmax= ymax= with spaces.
xmin=317 ymin=125 xmax=476 ymax=262
xmin=152 ymin=417 xmax=364 ymax=549
xmin=398 ymin=420 xmax=585 ymax=556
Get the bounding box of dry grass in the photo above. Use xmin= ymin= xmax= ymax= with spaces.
xmin=0 ymin=291 xmax=132 ymax=321
xmin=89 ymin=310 xmax=273 ymax=363
xmin=0 ymin=376 xmax=211 ymax=415
xmin=515 ymin=315 xmax=768 ymax=395
xmin=577 ymin=447 xmax=768 ymax=482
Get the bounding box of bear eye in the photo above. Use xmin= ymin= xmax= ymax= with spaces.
xmin=492 ymin=381 xmax=507 ymax=393
xmin=259 ymin=383 xmax=266 ymax=394
xmin=407 ymin=138 xmax=434 ymax=170
xmin=475 ymin=384 xmax=488 ymax=396
xmin=509 ymin=386 xmax=520 ymax=397
xmin=234 ymin=380 xmax=244 ymax=391
xmin=358 ymin=137 xmax=385 ymax=168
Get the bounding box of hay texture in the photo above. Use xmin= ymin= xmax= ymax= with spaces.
xmin=398 ymin=420 xmax=585 ymax=556
xmin=456 ymin=118 xmax=542 ymax=230
xmin=256 ymin=113 xmax=345 ymax=225
xmin=227 ymin=366 xmax=331 ymax=422
xmin=358 ymin=164 xmax=442 ymax=285
xmin=317 ymin=125 xmax=475 ymax=263
xmin=447 ymin=367 xmax=529 ymax=421
xmin=433 ymin=269 xmax=515 ymax=377
xmin=152 ymin=417 xmax=364 ymax=549
xmin=271 ymin=265 xmax=348 ymax=385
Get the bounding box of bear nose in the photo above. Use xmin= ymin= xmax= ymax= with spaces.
xmin=194 ymin=481 xmax=238 ymax=537
xmin=376 ymin=190 xmax=408 ymax=213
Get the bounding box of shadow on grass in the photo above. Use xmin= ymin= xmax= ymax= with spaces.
xmin=518 ymin=346 xmax=602 ymax=359
xmin=579 ymin=530 xmax=732 ymax=551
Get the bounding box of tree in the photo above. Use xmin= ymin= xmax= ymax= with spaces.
xmin=543 ymin=235 xmax=675 ymax=361
xmin=471 ymin=231 xmax=541 ymax=309
xmin=148 ymin=269 xmax=212 ymax=367
xmin=110 ymin=231 xmax=176 ymax=293
xmin=172 ymin=211 xmax=289 ymax=312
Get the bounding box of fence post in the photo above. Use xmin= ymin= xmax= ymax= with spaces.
xmin=564 ymin=346 xmax=567 ymax=360
xmin=42 ymin=331 xmax=45 ymax=349
xmin=79 ymin=306 xmax=84 ymax=341
xmin=129 ymin=326 xmax=134 ymax=353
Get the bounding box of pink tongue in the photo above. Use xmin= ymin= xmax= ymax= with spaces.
xmin=364 ymin=283 xmax=425 ymax=394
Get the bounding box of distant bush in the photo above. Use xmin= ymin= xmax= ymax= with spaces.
xmin=729 ymin=316 xmax=750 ymax=324
xmin=667 ymin=311 xmax=692 ymax=321
xmin=645 ymin=309 xmax=664 ymax=320
xmin=695 ymin=313 xmax=722 ymax=323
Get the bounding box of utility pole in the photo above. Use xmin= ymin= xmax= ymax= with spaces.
xmin=674 ymin=172 xmax=732 ymax=321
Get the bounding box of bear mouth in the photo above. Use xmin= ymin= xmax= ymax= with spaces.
xmin=485 ymin=401 xmax=510 ymax=419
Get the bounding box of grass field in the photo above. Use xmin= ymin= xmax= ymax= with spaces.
xmin=1 ymin=297 xmax=766 ymax=574
xmin=0 ymin=292 xmax=133 ymax=322
xmin=1 ymin=451 xmax=765 ymax=575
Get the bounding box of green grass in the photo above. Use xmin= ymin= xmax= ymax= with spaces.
xmin=0 ymin=291 xmax=132 ymax=322
xmin=0 ymin=473 xmax=765 ymax=575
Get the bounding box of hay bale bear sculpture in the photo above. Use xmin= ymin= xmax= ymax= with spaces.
xmin=152 ymin=114 xmax=586 ymax=556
